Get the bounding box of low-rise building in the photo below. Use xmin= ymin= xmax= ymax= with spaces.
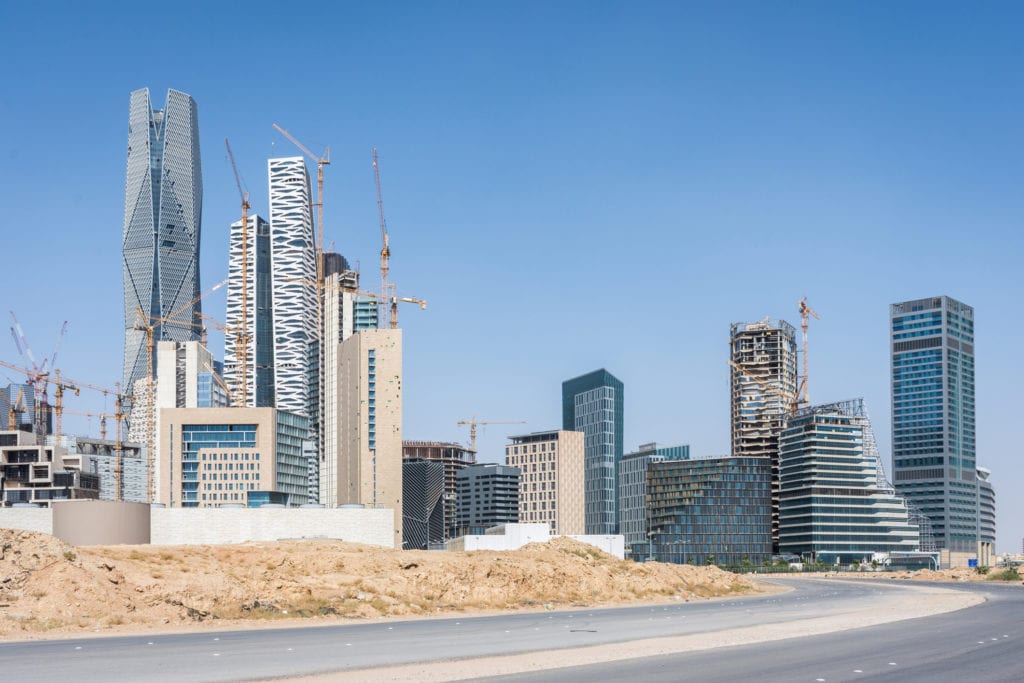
xmin=158 ymin=407 xmax=309 ymax=508
xmin=0 ymin=430 xmax=99 ymax=506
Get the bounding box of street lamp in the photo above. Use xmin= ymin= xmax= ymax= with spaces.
xmin=647 ymin=530 xmax=656 ymax=562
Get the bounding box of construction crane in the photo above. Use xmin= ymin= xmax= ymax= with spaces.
xmin=373 ymin=148 xmax=391 ymax=327
xmin=798 ymin=297 xmax=821 ymax=407
xmin=728 ymin=360 xmax=799 ymax=414
xmin=133 ymin=277 xmax=228 ymax=503
xmin=8 ymin=312 xmax=67 ymax=435
xmin=62 ymin=407 xmax=114 ymax=441
xmin=225 ymin=138 xmax=252 ymax=407
xmin=7 ymin=387 xmax=25 ymax=430
xmin=456 ymin=418 xmax=527 ymax=454
xmin=51 ymin=369 xmax=79 ymax=446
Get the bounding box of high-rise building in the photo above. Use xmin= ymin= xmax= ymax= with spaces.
xmin=729 ymin=318 xmax=798 ymax=551
xmin=618 ymin=442 xmax=690 ymax=559
xmin=317 ymin=252 xmax=378 ymax=506
xmin=778 ymin=399 xmax=920 ymax=563
xmin=122 ymin=88 xmax=203 ymax=398
xmin=890 ymin=296 xmax=993 ymax=556
xmin=336 ymin=329 xmax=403 ymax=546
xmin=647 ymin=456 xmax=772 ymax=566
xmin=224 ymin=214 xmax=275 ymax=407
xmin=505 ymin=430 xmax=585 ymax=535
xmin=455 ymin=464 xmax=520 ymax=535
xmin=158 ymin=407 xmax=309 ymax=508
xmin=268 ymin=156 xmax=315 ymax=417
xmin=403 ymin=459 xmax=446 ymax=549
xmin=561 ymin=369 xmax=624 ymax=535
xmin=402 ymin=440 xmax=476 ymax=541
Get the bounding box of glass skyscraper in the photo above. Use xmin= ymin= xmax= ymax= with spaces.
xmin=562 ymin=368 xmax=624 ymax=535
xmin=890 ymin=296 xmax=993 ymax=554
xmin=122 ymin=88 xmax=203 ymax=397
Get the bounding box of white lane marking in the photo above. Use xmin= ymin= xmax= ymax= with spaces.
xmin=978 ymin=641 xmax=986 ymax=644
xmin=287 ymin=648 xmax=294 ymax=651
xmin=345 ymin=643 xmax=352 ymax=646
xmin=213 ymin=653 xmax=220 ymax=657
xmin=888 ymin=662 xmax=897 ymax=666
xmin=853 ymin=670 xmax=863 ymax=673
xmin=74 ymin=646 xmax=82 ymax=650
xmin=147 ymin=642 xmax=153 ymax=645
xmin=214 ymin=637 xmax=219 ymax=641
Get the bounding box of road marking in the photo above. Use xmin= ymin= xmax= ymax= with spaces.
xmin=74 ymin=646 xmax=82 ymax=650
xmin=816 ymin=678 xmax=825 ymax=681
xmin=147 ymin=642 xmax=153 ymax=646
xmin=888 ymin=662 xmax=897 ymax=666
xmin=213 ymin=653 xmax=220 ymax=657
xmin=853 ymin=670 xmax=862 ymax=673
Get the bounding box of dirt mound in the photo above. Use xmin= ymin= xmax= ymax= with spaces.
xmin=0 ymin=530 xmax=758 ymax=638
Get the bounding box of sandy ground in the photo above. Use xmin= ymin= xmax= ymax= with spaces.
xmin=0 ymin=529 xmax=758 ymax=640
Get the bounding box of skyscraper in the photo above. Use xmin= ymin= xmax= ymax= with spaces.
xmin=122 ymin=88 xmax=203 ymax=396
xmin=729 ymin=318 xmax=798 ymax=551
xmin=268 ymin=156 xmax=315 ymax=417
xmin=224 ymin=214 xmax=275 ymax=407
xmin=562 ymin=369 xmax=624 ymax=535
xmin=890 ymin=296 xmax=993 ymax=557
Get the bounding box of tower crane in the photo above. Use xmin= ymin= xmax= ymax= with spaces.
xmin=373 ymin=148 xmax=391 ymax=328
xmin=371 ymin=149 xmax=426 ymax=329
xmin=456 ymin=418 xmax=527 ymax=454
xmin=798 ymin=297 xmax=821 ymax=407
xmin=225 ymin=138 xmax=252 ymax=407
xmin=62 ymin=407 xmax=114 ymax=441
xmin=8 ymin=313 xmax=67 ymax=435
xmin=7 ymin=387 xmax=25 ymax=430
xmin=51 ymin=369 xmax=79 ymax=446
xmin=133 ymin=277 xmax=228 ymax=503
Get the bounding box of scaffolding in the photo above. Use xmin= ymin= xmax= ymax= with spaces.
xmin=730 ymin=318 xmax=798 ymax=551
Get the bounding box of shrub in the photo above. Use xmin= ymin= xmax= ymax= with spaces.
xmin=986 ymin=567 xmax=1020 ymax=582
xmin=974 ymin=565 xmax=990 ymax=575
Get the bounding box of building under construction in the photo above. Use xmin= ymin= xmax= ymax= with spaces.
xmin=729 ymin=318 xmax=798 ymax=552
xmin=402 ymin=440 xmax=476 ymax=541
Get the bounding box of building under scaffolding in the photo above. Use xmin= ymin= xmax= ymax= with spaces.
xmin=729 ymin=318 xmax=798 ymax=551
xmin=402 ymin=441 xmax=476 ymax=541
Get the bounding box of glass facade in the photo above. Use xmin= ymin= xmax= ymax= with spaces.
xmin=779 ymin=400 xmax=919 ymax=562
xmin=225 ymin=215 xmax=275 ymax=407
xmin=183 ymin=423 xmax=257 ymax=508
xmin=890 ymin=296 xmax=991 ymax=552
xmin=618 ymin=443 xmax=690 ymax=558
xmin=646 ymin=456 xmax=771 ymax=566
xmin=122 ymin=88 xmax=202 ymax=397
xmin=562 ymin=369 xmax=624 ymax=535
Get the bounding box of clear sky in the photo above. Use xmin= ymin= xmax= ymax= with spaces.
xmin=1 ymin=2 xmax=1021 ymax=552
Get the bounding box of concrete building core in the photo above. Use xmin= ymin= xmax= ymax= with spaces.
xmin=729 ymin=318 xmax=798 ymax=552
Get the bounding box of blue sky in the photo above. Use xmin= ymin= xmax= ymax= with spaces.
xmin=2 ymin=2 xmax=1021 ymax=552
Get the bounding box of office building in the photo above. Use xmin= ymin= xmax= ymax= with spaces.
xmin=335 ymin=329 xmax=403 ymax=546
xmin=455 ymin=463 xmax=520 ymax=535
xmin=268 ymin=156 xmax=315 ymax=417
xmin=730 ymin=318 xmax=798 ymax=551
xmin=0 ymin=430 xmax=100 ymax=506
xmin=890 ymin=296 xmax=994 ymax=555
xmin=562 ymin=369 xmax=624 ymax=534
xmin=506 ymin=430 xmax=585 ymax=535
xmin=224 ymin=214 xmax=275 ymax=407
xmin=778 ymin=399 xmax=920 ymax=563
xmin=647 ymin=456 xmax=772 ymax=566
xmin=122 ymin=88 xmax=203 ymax=399
xmin=618 ymin=442 xmax=690 ymax=559
xmin=403 ymin=440 xmax=477 ymax=540
xmin=403 ymin=458 xmax=446 ymax=549
xmin=158 ymin=407 xmax=309 ymax=508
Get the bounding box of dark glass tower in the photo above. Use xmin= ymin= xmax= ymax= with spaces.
xmin=562 ymin=368 xmax=624 ymax=534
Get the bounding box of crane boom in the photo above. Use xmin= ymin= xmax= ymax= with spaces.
xmin=456 ymin=418 xmax=527 ymax=453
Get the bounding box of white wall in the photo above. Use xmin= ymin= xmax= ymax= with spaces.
xmin=150 ymin=507 xmax=395 ymax=547
xmin=0 ymin=508 xmax=53 ymax=535
xmin=452 ymin=524 xmax=626 ymax=559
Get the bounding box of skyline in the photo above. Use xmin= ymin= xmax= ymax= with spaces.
xmin=1 ymin=3 xmax=1021 ymax=551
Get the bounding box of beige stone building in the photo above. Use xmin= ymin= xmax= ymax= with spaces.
xmin=335 ymin=329 xmax=403 ymax=547
xmin=158 ymin=407 xmax=309 ymax=508
xmin=505 ymin=430 xmax=584 ymax=535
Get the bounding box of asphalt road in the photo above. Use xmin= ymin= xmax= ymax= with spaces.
xmin=0 ymin=579 xmax=1017 ymax=682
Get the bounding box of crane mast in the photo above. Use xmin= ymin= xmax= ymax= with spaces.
xmin=373 ymin=148 xmax=391 ymax=328
xmin=225 ymin=138 xmax=251 ymax=406
xmin=798 ymin=297 xmax=821 ymax=407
